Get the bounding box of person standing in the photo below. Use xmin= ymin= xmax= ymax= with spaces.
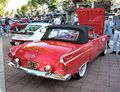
xmin=0 ymin=17 xmax=3 ymax=37
xmin=73 ymin=14 xmax=79 ymax=25
xmin=5 ymin=17 xmax=10 ymax=36
xmin=53 ymin=15 xmax=61 ymax=25
xmin=110 ymin=13 xmax=120 ymax=55
xmin=105 ymin=16 xmax=114 ymax=48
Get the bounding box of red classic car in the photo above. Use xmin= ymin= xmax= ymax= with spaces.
xmin=2 ymin=19 xmax=28 ymax=31
xmin=10 ymin=19 xmax=28 ymax=31
xmin=8 ymin=8 xmax=108 ymax=80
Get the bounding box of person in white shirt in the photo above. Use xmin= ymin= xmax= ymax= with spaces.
xmin=73 ymin=15 xmax=78 ymax=25
xmin=105 ymin=16 xmax=114 ymax=48
xmin=53 ymin=15 xmax=61 ymax=25
xmin=110 ymin=13 xmax=120 ymax=55
xmin=71 ymin=13 xmax=79 ymax=25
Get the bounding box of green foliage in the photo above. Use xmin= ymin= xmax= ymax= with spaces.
xmin=0 ymin=6 xmax=4 ymax=16
xmin=48 ymin=0 xmax=58 ymax=12
xmin=18 ymin=0 xmax=40 ymax=16
xmin=21 ymin=5 xmax=29 ymax=15
xmin=63 ymin=1 xmax=69 ymax=11
xmin=37 ymin=0 xmax=48 ymax=5
xmin=0 ymin=0 xmax=8 ymax=16
xmin=18 ymin=0 xmax=58 ymax=15
xmin=16 ymin=9 xmax=22 ymax=15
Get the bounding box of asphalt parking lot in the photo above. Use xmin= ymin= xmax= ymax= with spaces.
xmin=2 ymin=36 xmax=120 ymax=92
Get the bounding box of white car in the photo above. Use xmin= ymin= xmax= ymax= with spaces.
xmin=10 ymin=23 xmax=52 ymax=45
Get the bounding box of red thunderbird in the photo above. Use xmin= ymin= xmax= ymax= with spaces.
xmin=8 ymin=8 xmax=108 ymax=80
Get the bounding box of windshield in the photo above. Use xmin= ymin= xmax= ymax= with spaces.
xmin=9 ymin=19 xmax=16 ymax=25
xmin=45 ymin=28 xmax=79 ymax=41
xmin=25 ymin=24 xmax=42 ymax=32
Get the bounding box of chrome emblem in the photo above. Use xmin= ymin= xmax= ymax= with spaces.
xmin=31 ymin=54 xmax=36 ymax=58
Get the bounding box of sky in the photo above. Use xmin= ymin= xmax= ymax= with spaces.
xmin=5 ymin=0 xmax=29 ymax=11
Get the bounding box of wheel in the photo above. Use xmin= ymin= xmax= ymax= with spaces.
xmin=14 ymin=27 xmax=20 ymax=32
xmin=73 ymin=63 xmax=87 ymax=80
xmin=100 ymin=44 xmax=107 ymax=56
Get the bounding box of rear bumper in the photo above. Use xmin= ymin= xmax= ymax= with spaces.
xmin=8 ymin=61 xmax=71 ymax=81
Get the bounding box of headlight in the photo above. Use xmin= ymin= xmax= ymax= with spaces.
xmin=44 ymin=65 xmax=52 ymax=73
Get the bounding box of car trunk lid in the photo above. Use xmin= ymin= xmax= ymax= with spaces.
xmin=15 ymin=41 xmax=79 ymax=67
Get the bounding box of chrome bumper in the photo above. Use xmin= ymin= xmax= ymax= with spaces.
xmin=8 ymin=62 xmax=71 ymax=81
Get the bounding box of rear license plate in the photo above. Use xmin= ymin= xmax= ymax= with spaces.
xmin=28 ymin=61 xmax=38 ymax=69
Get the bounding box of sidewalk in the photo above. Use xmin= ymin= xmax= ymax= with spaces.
xmin=0 ymin=37 xmax=6 ymax=92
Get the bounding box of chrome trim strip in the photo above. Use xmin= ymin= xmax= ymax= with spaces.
xmin=8 ymin=62 xmax=71 ymax=81
xmin=66 ymin=49 xmax=91 ymax=64
xmin=63 ymin=44 xmax=90 ymax=57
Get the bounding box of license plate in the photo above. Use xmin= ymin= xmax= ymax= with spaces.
xmin=28 ymin=61 xmax=38 ymax=69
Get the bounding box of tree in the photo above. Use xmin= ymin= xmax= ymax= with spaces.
xmin=21 ymin=5 xmax=29 ymax=16
xmin=48 ymin=0 xmax=58 ymax=12
xmin=62 ymin=1 xmax=69 ymax=11
xmin=30 ymin=0 xmax=39 ymax=10
xmin=36 ymin=0 xmax=48 ymax=5
xmin=16 ymin=9 xmax=22 ymax=16
xmin=4 ymin=11 xmax=10 ymax=17
xmin=26 ymin=0 xmax=40 ymax=15
xmin=0 ymin=0 xmax=8 ymax=16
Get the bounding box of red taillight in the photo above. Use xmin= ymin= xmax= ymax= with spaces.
xmin=8 ymin=52 xmax=13 ymax=58
xmin=58 ymin=62 xmax=66 ymax=70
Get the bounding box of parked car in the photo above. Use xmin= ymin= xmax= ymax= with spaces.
xmin=8 ymin=25 xmax=108 ymax=81
xmin=10 ymin=19 xmax=28 ymax=31
xmin=1 ymin=18 xmax=28 ymax=32
xmin=8 ymin=8 xmax=108 ymax=81
xmin=10 ymin=22 xmax=51 ymax=45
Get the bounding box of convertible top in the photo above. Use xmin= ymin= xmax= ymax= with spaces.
xmin=47 ymin=25 xmax=94 ymax=32
xmin=42 ymin=25 xmax=94 ymax=44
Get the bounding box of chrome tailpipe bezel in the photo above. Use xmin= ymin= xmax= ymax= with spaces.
xmin=8 ymin=58 xmax=20 ymax=68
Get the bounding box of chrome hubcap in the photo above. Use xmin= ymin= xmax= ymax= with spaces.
xmin=79 ymin=63 xmax=87 ymax=77
xmin=104 ymin=44 xmax=107 ymax=54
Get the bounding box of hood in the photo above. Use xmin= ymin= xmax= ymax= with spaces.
xmin=77 ymin=8 xmax=105 ymax=35
xmin=15 ymin=41 xmax=79 ymax=65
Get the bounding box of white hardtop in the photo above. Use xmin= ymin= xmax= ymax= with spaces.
xmin=28 ymin=22 xmax=52 ymax=26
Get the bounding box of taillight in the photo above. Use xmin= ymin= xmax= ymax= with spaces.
xmin=58 ymin=62 xmax=66 ymax=70
xmin=8 ymin=52 xmax=13 ymax=58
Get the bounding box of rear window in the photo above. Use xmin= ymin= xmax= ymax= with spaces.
xmin=47 ymin=28 xmax=79 ymax=41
